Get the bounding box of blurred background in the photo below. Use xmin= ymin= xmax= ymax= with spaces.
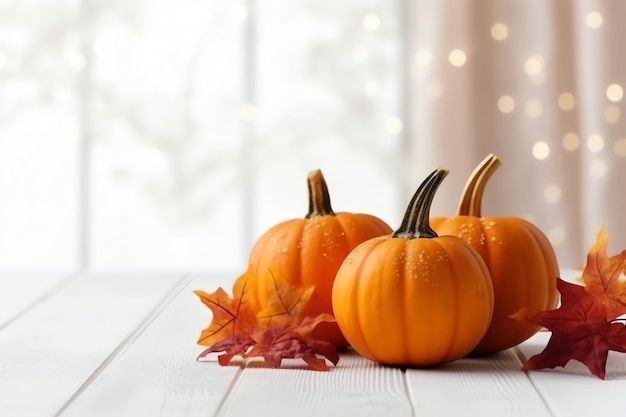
xmin=1 ymin=0 xmax=625 ymax=274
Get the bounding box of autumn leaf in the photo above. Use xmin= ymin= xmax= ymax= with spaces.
xmin=581 ymin=225 xmax=626 ymax=320
xmin=194 ymin=273 xmax=258 ymax=346
xmin=256 ymin=277 xmax=315 ymax=327
xmin=198 ymin=314 xmax=339 ymax=371
xmin=194 ymin=272 xmax=338 ymax=371
xmin=513 ymin=278 xmax=626 ymax=379
xmin=513 ymin=226 xmax=626 ymax=379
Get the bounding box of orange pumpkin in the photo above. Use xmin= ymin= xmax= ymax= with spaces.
xmin=430 ymin=154 xmax=559 ymax=353
xmin=247 ymin=169 xmax=393 ymax=348
xmin=332 ymin=168 xmax=494 ymax=365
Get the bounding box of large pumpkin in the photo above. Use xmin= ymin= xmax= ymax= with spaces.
xmin=431 ymin=154 xmax=559 ymax=353
xmin=247 ymin=169 xmax=392 ymax=348
xmin=332 ymin=168 xmax=494 ymax=365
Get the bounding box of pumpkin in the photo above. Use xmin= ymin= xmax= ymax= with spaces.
xmin=331 ymin=168 xmax=494 ymax=366
xmin=247 ymin=169 xmax=393 ymax=348
xmin=430 ymin=154 xmax=559 ymax=353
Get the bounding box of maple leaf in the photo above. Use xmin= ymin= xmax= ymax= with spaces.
xmin=256 ymin=275 xmax=315 ymax=327
xmin=513 ymin=278 xmax=626 ymax=379
xmin=198 ymin=314 xmax=339 ymax=371
xmin=581 ymin=225 xmax=626 ymax=320
xmin=194 ymin=273 xmax=258 ymax=347
xmin=194 ymin=271 xmax=338 ymax=370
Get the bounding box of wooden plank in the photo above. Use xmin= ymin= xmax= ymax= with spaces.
xmin=405 ymin=349 xmax=551 ymax=416
xmin=58 ymin=274 xmax=241 ymax=417
xmin=59 ymin=273 xmax=412 ymax=417
xmin=216 ymin=352 xmax=413 ymax=417
xmin=513 ymin=267 xmax=626 ymax=416
xmin=0 ymin=271 xmax=73 ymax=329
xmin=517 ymin=332 xmax=626 ymax=417
xmin=0 ymin=271 xmax=188 ymax=417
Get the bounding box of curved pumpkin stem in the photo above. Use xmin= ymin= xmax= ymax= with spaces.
xmin=393 ymin=168 xmax=449 ymax=239
xmin=306 ymin=169 xmax=336 ymax=218
xmin=457 ymin=154 xmax=501 ymax=217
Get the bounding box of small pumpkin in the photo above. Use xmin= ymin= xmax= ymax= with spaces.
xmin=246 ymin=169 xmax=393 ymax=348
xmin=332 ymin=168 xmax=494 ymax=366
xmin=430 ymin=154 xmax=559 ymax=353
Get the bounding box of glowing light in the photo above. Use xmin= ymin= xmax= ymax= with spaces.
xmin=67 ymin=52 xmax=86 ymax=72
xmin=562 ymin=132 xmax=580 ymax=151
xmin=532 ymin=142 xmax=550 ymax=160
xmin=230 ymin=4 xmax=248 ymax=22
xmin=241 ymin=104 xmax=258 ymax=121
xmin=363 ymin=13 xmax=380 ymax=30
xmin=604 ymin=105 xmax=620 ymax=123
xmin=526 ymin=100 xmax=543 ymax=118
xmin=524 ymin=55 xmax=544 ymax=77
xmin=614 ymin=138 xmax=626 ymax=156
xmin=491 ymin=23 xmax=509 ymax=41
xmin=586 ymin=11 xmax=603 ymax=29
xmin=497 ymin=96 xmax=515 ymax=113
xmin=448 ymin=49 xmax=467 ymax=67
xmin=385 ymin=117 xmax=403 ymax=135
xmin=414 ymin=49 xmax=433 ymax=68
xmin=558 ymin=92 xmax=576 ymax=110
xmin=364 ymin=79 xmax=381 ymax=97
xmin=352 ymin=45 xmax=369 ymax=61
xmin=544 ymin=185 xmax=562 ymax=203
xmin=607 ymin=84 xmax=624 ymax=102
xmin=587 ymin=134 xmax=604 ymax=152
xmin=590 ymin=160 xmax=607 ymax=178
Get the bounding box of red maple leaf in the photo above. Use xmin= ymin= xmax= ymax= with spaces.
xmin=198 ymin=313 xmax=339 ymax=371
xmin=513 ymin=226 xmax=626 ymax=379
xmin=513 ymin=278 xmax=626 ymax=379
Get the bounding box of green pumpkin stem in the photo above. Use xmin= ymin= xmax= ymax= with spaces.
xmin=306 ymin=169 xmax=336 ymax=218
xmin=392 ymin=168 xmax=449 ymax=239
xmin=457 ymin=154 xmax=501 ymax=217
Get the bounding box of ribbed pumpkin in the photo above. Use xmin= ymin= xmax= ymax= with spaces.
xmin=430 ymin=154 xmax=559 ymax=353
xmin=332 ymin=168 xmax=494 ymax=365
xmin=246 ymin=169 xmax=393 ymax=348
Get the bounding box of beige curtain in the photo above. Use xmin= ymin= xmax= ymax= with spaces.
xmin=406 ymin=1 xmax=626 ymax=268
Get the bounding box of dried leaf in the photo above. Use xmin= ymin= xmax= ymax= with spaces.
xmin=194 ymin=274 xmax=258 ymax=346
xmin=200 ymin=314 xmax=339 ymax=371
xmin=255 ymin=273 xmax=315 ymax=326
xmin=513 ymin=227 xmax=626 ymax=379
xmin=582 ymin=225 xmax=626 ymax=320
xmin=513 ymin=278 xmax=626 ymax=379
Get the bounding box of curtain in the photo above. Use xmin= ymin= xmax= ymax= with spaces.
xmin=0 ymin=0 xmax=623 ymax=271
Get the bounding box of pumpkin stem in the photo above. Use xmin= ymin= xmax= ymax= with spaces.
xmin=393 ymin=168 xmax=449 ymax=239
xmin=306 ymin=169 xmax=336 ymax=218
xmin=457 ymin=154 xmax=501 ymax=217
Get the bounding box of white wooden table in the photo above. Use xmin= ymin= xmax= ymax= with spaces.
xmin=1 ymin=269 xmax=624 ymax=417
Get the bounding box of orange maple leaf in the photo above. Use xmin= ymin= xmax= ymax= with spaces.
xmin=256 ymin=274 xmax=315 ymax=327
xmin=194 ymin=272 xmax=318 ymax=346
xmin=582 ymin=225 xmax=626 ymax=320
xmin=194 ymin=273 xmax=258 ymax=347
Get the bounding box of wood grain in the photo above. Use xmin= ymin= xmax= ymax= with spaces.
xmin=405 ymin=349 xmax=551 ymax=416
xmin=517 ymin=332 xmax=626 ymax=417
xmin=0 ymin=271 xmax=187 ymax=417
xmin=216 ymin=351 xmax=413 ymax=417
xmin=58 ymin=274 xmax=240 ymax=417
xmin=0 ymin=271 xmax=73 ymax=329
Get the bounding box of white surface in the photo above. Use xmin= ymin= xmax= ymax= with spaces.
xmin=0 ymin=269 xmax=625 ymax=417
